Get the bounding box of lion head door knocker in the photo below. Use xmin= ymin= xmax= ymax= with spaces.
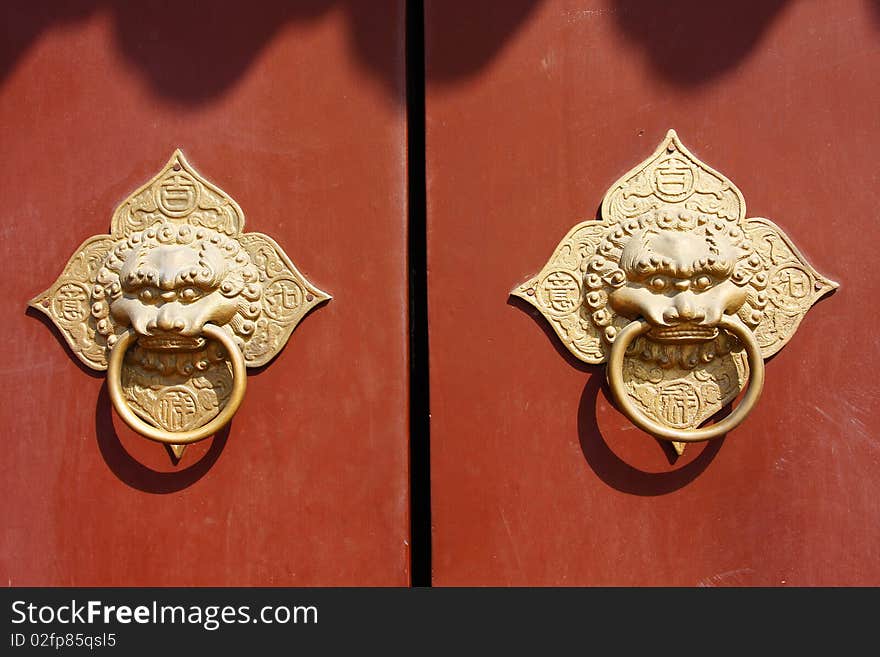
xmin=30 ymin=151 xmax=330 ymax=459
xmin=512 ymin=131 xmax=837 ymax=454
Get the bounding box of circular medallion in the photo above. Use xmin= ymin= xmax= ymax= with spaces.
xmin=154 ymin=386 xmax=200 ymax=432
xmin=263 ymin=278 xmax=304 ymax=321
xmin=654 ymin=380 xmax=701 ymax=429
xmin=52 ymin=282 xmax=90 ymax=325
xmin=538 ymin=270 xmax=582 ymax=316
xmin=157 ymin=171 xmax=199 ymax=217
xmin=769 ymin=266 xmax=811 ymax=313
xmin=652 ymin=156 xmax=695 ymax=202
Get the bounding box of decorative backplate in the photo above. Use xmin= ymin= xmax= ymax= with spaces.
xmin=30 ymin=151 xmax=329 ymax=458
xmin=513 ymin=131 xmax=836 ymax=453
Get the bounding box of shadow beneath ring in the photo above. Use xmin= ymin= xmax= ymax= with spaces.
xmin=95 ymin=381 xmax=229 ymax=493
xmin=509 ymin=293 xmax=724 ymax=494
xmin=578 ymin=374 xmax=725 ymax=496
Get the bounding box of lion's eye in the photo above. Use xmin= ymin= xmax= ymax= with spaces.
xmin=648 ymin=275 xmax=668 ymax=292
xmin=694 ymin=275 xmax=713 ymax=291
xmin=138 ymin=287 xmax=157 ymax=302
xmin=179 ymin=287 xmax=200 ymax=302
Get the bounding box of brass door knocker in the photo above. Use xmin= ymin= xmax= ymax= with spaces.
xmin=31 ymin=151 xmax=329 ymax=457
xmin=513 ymin=131 xmax=836 ymax=454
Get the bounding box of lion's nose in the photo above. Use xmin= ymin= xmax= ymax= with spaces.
xmin=155 ymin=308 xmax=185 ymax=332
xmin=663 ymin=296 xmax=706 ymax=324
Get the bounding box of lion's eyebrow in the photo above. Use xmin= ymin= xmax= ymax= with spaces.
xmin=120 ymin=266 xmax=161 ymax=290
xmin=626 ymin=259 xmax=728 ymax=280
xmin=623 ymin=259 xmax=674 ymax=279
xmin=689 ymin=258 xmax=734 ymax=278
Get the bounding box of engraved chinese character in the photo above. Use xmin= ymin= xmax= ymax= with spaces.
xmin=653 ymin=156 xmax=694 ymax=199
xmin=771 ymin=267 xmax=809 ymax=299
xmin=157 ymin=389 xmax=197 ymax=431
xmin=264 ymin=279 xmax=303 ymax=320
xmin=657 ymin=382 xmax=700 ymax=428
xmin=53 ymin=283 xmax=88 ymax=323
xmin=544 ymin=272 xmax=579 ymax=313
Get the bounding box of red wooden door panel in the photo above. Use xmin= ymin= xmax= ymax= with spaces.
xmin=1 ymin=1 xmax=409 ymax=586
xmin=426 ymin=0 xmax=880 ymax=585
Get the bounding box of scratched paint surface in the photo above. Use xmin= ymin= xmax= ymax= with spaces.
xmin=427 ymin=0 xmax=880 ymax=585
xmin=0 ymin=2 xmax=410 ymax=586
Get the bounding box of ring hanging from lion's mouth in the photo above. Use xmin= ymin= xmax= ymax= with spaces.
xmin=107 ymin=324 xmax=247 ymax=444
xmin=607 ymin=316 xmax=764 ymax=442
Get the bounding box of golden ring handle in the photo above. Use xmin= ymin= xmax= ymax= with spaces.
xmin=107 ymin=324 xmax=247 ymax=444
xmin=607 ymin=316 xmax=765 ymax=442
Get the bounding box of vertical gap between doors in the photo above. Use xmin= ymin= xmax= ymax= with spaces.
xmin=406 ymin=0 xmax=431 ymax=587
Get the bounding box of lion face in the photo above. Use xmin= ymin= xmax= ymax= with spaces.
xmin=110 ymin=241 xmax=240 ymax=347
xmin=609 ymin=227 xmax=748 ymax=343
xmin=90 ymin=222 xmax=262 ymax=352
xmin=581 ymin=206 xmax=765 ymax=368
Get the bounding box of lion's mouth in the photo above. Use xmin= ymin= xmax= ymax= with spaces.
xmin=648 ymin=323 xmax=718 ymax=343
xmin=137 ymin=333 xmax=206 ymax=351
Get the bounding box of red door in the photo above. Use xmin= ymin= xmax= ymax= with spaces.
xmin=4 ymin=1 xmax=878 ymax=589
xmin=426 ymin=0 xmax=880 ymax=585
xmin=2 ymin=1 xmax=410 ymax=586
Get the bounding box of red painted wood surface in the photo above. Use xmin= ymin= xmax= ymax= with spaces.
xmin=0 ymin=1 xmax=409 ymax=586
xmin=426 ymin=0 xmax=880 ymax=585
